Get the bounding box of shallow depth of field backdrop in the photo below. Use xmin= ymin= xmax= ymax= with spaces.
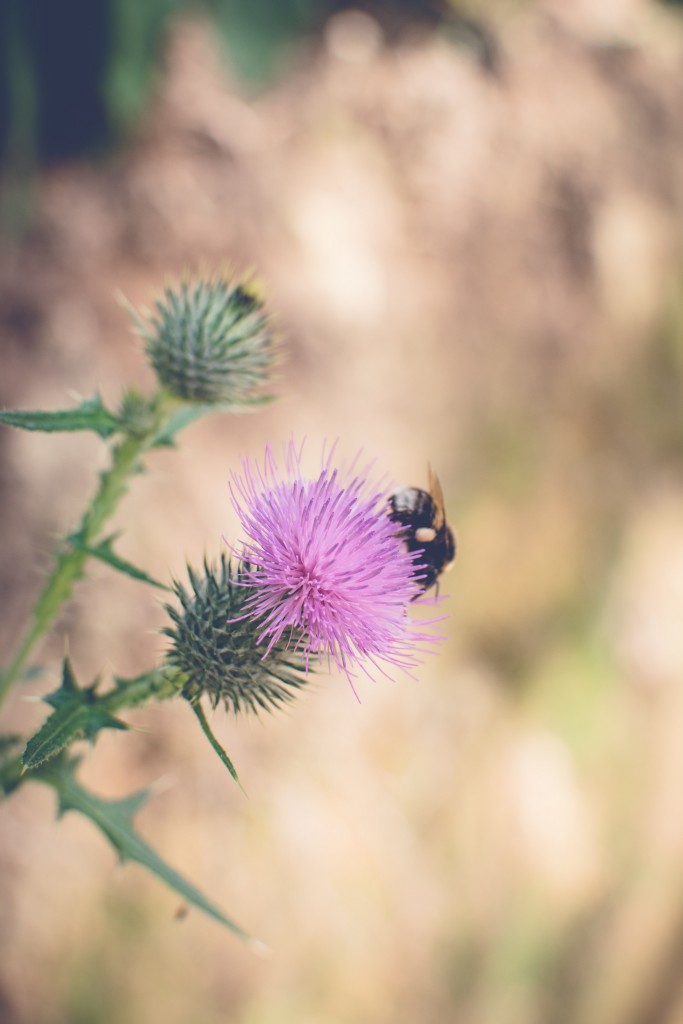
xmin=2 ymin=1 xmax=683 ymax=1022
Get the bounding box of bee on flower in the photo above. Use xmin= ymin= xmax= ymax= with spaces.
xmin=229 ymin=440 xmax=443 ymax=690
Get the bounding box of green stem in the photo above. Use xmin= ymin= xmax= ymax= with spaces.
xmin=104 ymin=665 xmax=185 ymax=714
xmin=0 ymin=396 xmax=173 ymax=708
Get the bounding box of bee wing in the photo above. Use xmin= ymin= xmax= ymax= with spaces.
xmin=427 ymin=464 xmax=446 ymax=530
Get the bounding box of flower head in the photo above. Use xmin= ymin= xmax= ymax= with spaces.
xmin=164 ymin=555 xmax=310 ymax=715
xmin=133 ymin=276 xmax=275 ymax=404
xmin=229 ymin=441 xmax=440 ymax=684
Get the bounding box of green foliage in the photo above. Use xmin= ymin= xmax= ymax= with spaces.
xmin=106 ymin=0 xmax=183 ymax=135
xmin=22 ymin=660 xmax=183 ymax=771
xmin=0 ymin=393 xmax=121 ymax=438
xmin=37 ymin=756 xmax=254 ymax=942
xmin=0 ymin=428 xmax=160 ymax=704
xmin=0 ymin=274 xmax=282 ymax=939
xmin=212 ymin=0 xmax=318 ymax=86
xmin=68 ymin=533 xmax=171 ymax=592
xmin=189 ymin=698 xmax=242 ymax=786
xmin=22 ymin=658 xmax=127 ymax=771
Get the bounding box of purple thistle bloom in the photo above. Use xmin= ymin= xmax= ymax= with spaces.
xmin=229 ymin=440 xmax=441 ymax=686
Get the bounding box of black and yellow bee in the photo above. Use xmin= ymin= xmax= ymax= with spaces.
xmin=388 ymin=466 xmax=456 ymax=592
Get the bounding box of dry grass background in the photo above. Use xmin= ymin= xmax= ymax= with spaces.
xmin=2 ymin=1 xmax=683 ymax=1022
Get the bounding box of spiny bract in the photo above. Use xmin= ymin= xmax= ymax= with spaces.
xmin=135 ymin=277 xmax=275 ymax=404
xmin=164 ymin=556 xmax=310 ymax=715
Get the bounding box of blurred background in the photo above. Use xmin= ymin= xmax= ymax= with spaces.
xmin=2 ymin=0 xmax=683 ymax=1021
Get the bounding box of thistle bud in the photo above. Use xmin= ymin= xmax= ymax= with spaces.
xmin=135 ymin=277 xmax=275 ymax=404
xmin=163 ymin=556 xmax=309 ymax=715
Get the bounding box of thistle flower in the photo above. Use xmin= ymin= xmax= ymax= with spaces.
xmin=133 ymin=277 xmax=275 ymax=404
xmin=163 ymin=556 xmax=310 ymax=715
xmin=229 ymin=441 xmax=440 ymax=685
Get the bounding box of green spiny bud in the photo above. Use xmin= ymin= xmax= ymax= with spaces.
xmin=134 ymin=277 xmax=276 ymax=404
xmin=163 ymin=556 xmax=310 ymax=715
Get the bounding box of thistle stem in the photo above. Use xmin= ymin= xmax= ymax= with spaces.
xmin=0 ymin=397 xmax=172 ymax=709
xmin=103 ymin=665 xmax=185 ymax=713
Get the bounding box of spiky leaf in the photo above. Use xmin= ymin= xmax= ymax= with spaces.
xmin=189 ymin=699 xmax=241 ymax=787
xmin=22 ymin=657 xmax=127 ymax=770
xmin=68 ymin=533 xmax=171 ymax=591
xmin=37 ymin=757 xmax=254 ymax=942
xmin=0 ymin=394 xmax=121 ymax=438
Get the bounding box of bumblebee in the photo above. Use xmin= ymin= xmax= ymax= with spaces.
xmin=388 ymin=466 xmax=456 ymax=592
